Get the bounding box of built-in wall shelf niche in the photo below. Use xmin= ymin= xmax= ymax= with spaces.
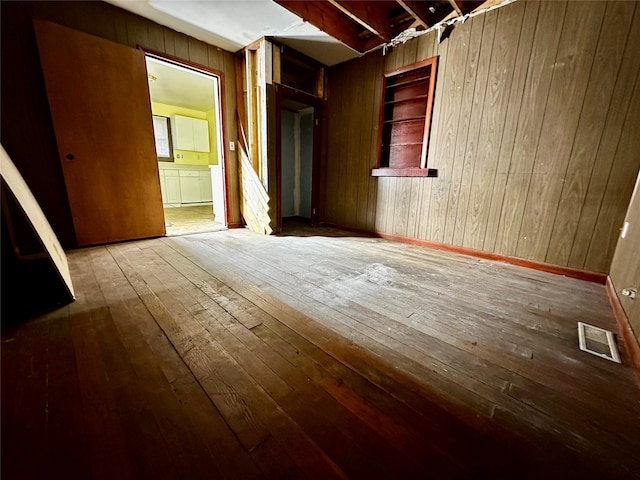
xmin=171 ymin=115 xmax=210 ymax=152
xmin=372 ymin=57 xmax=438 ymax=178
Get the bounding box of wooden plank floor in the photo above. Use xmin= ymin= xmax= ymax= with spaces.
xmin=3 ymin=222 xmax=640 ymax=479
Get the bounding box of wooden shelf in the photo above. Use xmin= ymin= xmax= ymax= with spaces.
xmin=383 ymin=115 xmax=426 ymax=124
xmin=384 ymin=95 xmax=428 ymax=106
xmin=383 ymin=142 xmax=424 ymax=147
xmin=386 ymin=76 xmax=429 ymax=89
xmin=371 ymin=167 xmax=438 ymax=177
xmin=377 ymin=56 xmax=438 ymax=175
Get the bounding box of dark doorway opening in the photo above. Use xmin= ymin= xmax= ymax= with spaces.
xmin=276 ymin=85 xmax=323 ymax=231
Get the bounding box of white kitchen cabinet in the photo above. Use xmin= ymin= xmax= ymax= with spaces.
xmin=199 ymin=170 xmax=213 ymax=202
xmin=159 ymin=164 xmax=211 ymax=206
xmin=164 ymin=170 xmax=182 ymax=205
xmin=171 ymin=115 xmax=210 ymax=152
xmin=179 ymin=170 xmax=201 ymax=203
xmin=158 ymin=170 xmax=167 ymax=203
xmin=192 ymin=119 xmax=210 ymax=152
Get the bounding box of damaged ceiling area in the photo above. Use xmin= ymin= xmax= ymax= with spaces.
xmin=274 ymin=0 xmax=510 ymax=54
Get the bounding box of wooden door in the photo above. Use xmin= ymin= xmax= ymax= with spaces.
xmin=34 ymin=19 xmax=165 ymax=246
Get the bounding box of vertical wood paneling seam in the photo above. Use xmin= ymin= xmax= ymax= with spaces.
xmin=500 ymin=3 xmax=542 ymax=180
xmin=458 ymin=15 xmax=497 ymax=244
xmin=478 ymin=4 xmax=526 ymax=250
xmin=451 ymin=16 xmax=487 ymax=243
xmin=543 ymin=4 xmax=609 ymax=264
xmin=570 ymin=3 xmax=639 ymax=269
xmin=441 ymin=20 xmax=479 ymax=241
xmin=583 ymin=71 xmax=640 ymax=266
xmin=483 ymin=2 xmax=539 ymax=252
xmin=513 ymin=2 xmax=568 ymax=255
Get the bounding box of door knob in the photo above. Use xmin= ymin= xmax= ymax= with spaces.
xmin=66 ymin=153 xmax=75 ymax=160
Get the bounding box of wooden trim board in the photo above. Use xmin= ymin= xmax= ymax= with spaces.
xmin=320 ymin=222 xmax=608 ymax=284
xmin=0 ymin=144 xmax=74 ymax=299
xmin=606 ymin=277 xmax=640 ymax=385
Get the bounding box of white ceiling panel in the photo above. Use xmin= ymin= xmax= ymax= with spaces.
xmin=105 ymin=0 xmax=361 ymax=66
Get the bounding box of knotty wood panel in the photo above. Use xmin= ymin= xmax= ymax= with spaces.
xmin=0 ymin=0 xmax=240 ymax=248
xmin=323 ymin=0 xmax=640 ymax=273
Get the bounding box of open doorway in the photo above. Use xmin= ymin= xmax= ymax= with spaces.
xmin=145 ymin=55 xmax=227 ymax=235
xmin=276 ymin=85 xmax=323 ymax=231
xmin=281 ymin=102 xmax=314 ymax=225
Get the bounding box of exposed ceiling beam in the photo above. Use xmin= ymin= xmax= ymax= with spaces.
xmin=447 ymin=0 xmax=463 ymax=17
xmin=328 ymin=0 xmax=393 ymax=42
xmin=275 ymin=0 xmax=374 ymax=52
xmin=396 ymin=0 xmax=427 ymax=28
xmin=396 ymin=1 xmax=454 ymax=28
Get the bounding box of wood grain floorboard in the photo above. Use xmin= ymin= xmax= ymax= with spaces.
xmin=3 ymin=224 xmax=640 ymax=479
xmin=181 ymin=230 xmax=640 ymax=463
xmin=109 ymin=242 xmax=344 ymax=479
xmin=145 ymin=241 xmax=443 ymax=478
xmin=149 ymin=240 xmax=468 ymax=477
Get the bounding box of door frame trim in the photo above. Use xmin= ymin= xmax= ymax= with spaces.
xmin=140 ymin=47 xmax=231 ymax=228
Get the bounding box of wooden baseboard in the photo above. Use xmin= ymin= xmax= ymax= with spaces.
xmin=319 ymin=222 xmax=608 ymax=284
xmin=606 ymin=277 xmax=640 ymax=383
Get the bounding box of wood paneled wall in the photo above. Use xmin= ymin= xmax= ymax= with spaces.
xmin=0 ymin=1 xmax=240 ymax=248
xmin=610 ymin=171 xmax=640 ymax=343
xmin=323 ymin=0 xmax=640 ymax=273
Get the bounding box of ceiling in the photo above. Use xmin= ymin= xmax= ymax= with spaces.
xmin=106 ymin=0 xmax=507 ymax=67
xmin=146 ymin=56 xmax=217 ymax=111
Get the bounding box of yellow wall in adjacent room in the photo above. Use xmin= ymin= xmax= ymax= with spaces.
xmin=206 ymin=108 xmax=219 ymax=166
xmin=151 ymin=102 xmax=218 ymax=166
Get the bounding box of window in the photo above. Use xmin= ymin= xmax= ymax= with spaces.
xmin=152 ymin=115 xmax=173 ymax=161
xmin=372 ymin=56 xmax=438 ymax=177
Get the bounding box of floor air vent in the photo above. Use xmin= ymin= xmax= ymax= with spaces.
xmin=578 ymin=322 xmax=621 ymax=363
